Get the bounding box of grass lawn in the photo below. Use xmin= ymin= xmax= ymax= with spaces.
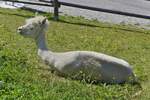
xmin=0 ymin=8 xmax=150 ymax=100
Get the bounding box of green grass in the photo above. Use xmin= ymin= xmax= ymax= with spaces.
xmin=0 ymin=8 xmax=150 ymax=100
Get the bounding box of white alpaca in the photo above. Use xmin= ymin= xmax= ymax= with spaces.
xmin=17 ymin=16 xmax=137 ymax=83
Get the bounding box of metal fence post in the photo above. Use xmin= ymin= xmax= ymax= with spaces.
xmin=53 ymin=0 xmax=59 ymax=21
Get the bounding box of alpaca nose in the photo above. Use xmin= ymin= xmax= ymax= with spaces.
xmin=17 ymin=26 xmax=23 ymax=34
xmin=18 ymin=27 xmax=22 ymax=31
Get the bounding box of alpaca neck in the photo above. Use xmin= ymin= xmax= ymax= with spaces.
xmin=36 ymin=31 xmax=55 ymax=66
xmin=36 ymin=31 xmax=52 ymax=56
xmin=36 ymin=32 xmax=48 ymax=51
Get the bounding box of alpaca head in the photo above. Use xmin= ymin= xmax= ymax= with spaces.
xmin=17 ymin=16 xmax=49 ymax=39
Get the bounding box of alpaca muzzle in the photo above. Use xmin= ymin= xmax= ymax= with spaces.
xmin=17 ymin=26 xmax=23 ymax=34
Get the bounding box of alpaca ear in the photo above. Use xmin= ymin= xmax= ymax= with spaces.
xmin=42 ymin=18 xmax=47 ymax=24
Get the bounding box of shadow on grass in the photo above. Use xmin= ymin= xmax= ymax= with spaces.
xmin=58 ymin=19 xmax=100 ymax=28
xmin=57 ymin=19 xmax=149 ymax=34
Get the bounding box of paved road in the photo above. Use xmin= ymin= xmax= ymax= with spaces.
xmin=60 ymin=0 xmax=150 ymax=15
xmin=23 ymin=0 xmax=150 ymax=28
